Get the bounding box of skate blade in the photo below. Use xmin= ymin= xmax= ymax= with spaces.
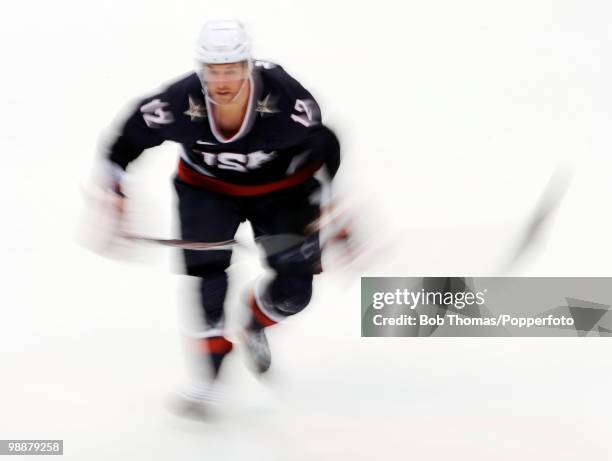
xmin=165 ymin=396 xmax=221 ymax=422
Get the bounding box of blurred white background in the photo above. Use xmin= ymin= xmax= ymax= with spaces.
xmin=0 ymin=1 xmax=611 ymax=459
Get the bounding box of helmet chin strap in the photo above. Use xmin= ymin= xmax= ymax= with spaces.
xmin=203 ymin=78 xmax=249 ymax=106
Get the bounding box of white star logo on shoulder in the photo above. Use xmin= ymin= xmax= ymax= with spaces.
xmin=184 ymin=95 xmax=207 ymax=121
xmin=255 ymin=94 xmax=280 ymax=116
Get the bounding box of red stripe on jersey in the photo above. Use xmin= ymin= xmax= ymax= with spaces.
xmin=250 ymin=295 xmax=278 ymax=328
xmin=201 ymin=336 xmax=233 ymax=355
xmin=177 ymin=159 xmax=322 ymax=196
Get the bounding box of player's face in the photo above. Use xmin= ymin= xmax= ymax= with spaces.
xmin=202 ymin=62 xmax=249 ymax=104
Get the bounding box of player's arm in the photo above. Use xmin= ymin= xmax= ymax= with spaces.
xmin=283 ymin=79 xmax=340 ymax=180
xmin=283 ymin=75 xmax=346 ymax=238
xmin=104 ymin=96 xmax=174 ymax=198
xmin=305 ymin=125 xmax=340 ymax=180
xmin=83 ymin=95 xmax=174 ymax=253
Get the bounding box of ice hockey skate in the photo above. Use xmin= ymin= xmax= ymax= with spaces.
xmin=241 ymin=327 xmax=272 ymax=375
xmin=166 ymin=381 xmax=224 ymax=421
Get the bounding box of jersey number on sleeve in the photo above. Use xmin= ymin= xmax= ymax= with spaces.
xmin=140 ymin=99 xmax=174 ymax=129
xmin=291 ymin=99 xmax=320 ymax=128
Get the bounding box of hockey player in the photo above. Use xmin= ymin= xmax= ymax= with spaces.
xmin=102 ymin=20 xmax=341 ymax=409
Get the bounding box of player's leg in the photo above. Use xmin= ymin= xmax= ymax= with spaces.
xmin=175 ymin=178 xmax=243 ymax=382
xmin=243 ymin=179 xmax=322 ymax=372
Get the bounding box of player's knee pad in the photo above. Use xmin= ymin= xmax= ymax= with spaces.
xmin=265 ymin=233 xmax=322 ymax=276
xmin=185 ymin=258 xmax=231 ymax=277
xmin=268 ymin=274 xmax=313 ymax=316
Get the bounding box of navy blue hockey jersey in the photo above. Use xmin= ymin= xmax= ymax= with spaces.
xmin=107 ymin=61 xmax=340 ymax=196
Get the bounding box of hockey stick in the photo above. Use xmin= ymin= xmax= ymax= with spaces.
xmin=118 ymin=231 xmax=325 ymax=256
xmin=118 ymin=229 xmax=356 ymax=272
xmin=118 ymin=233 xmax=243 ymax=251
xmin=118 ymin=202 xmax=353 ymax=254
xmin=498 ymin=164 xmax=573 ymax=273
xmin=81 ymin=182 xmax=357 ymax=267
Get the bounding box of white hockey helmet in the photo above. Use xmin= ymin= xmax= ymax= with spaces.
xmin=195 ymin=20 xmax=251 ymax=64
